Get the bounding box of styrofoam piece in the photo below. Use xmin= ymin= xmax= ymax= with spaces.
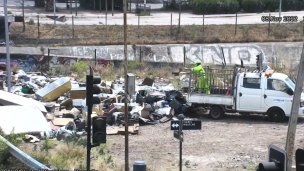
xmin=113 ymin=83 xmax=124 ymax=90
xmin=35 ymin=77 xmax=71 ymax=102
xmin=0 ymin=90 xmax=47 ymax=113
xmin=113 ymin=103 xmax=140 ymax=107
xmin=71 ymin=82 xmax=80 ymax=88
xmin=30 ymin=75 xmax=47 ymax=83
xmin=71 ymin=87 xmax=85 ymax=91
xmin=155 ymin=107 xmax=172 ymax=115
xmin=98 ymin=93 xmax=116 ymax=98
xmin=72 ymin=99 xmax=86 ymax=106
xmin=0 ymin=106 xmax=51 ymax=135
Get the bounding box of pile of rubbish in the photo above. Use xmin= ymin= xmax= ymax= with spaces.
xmin=0 ymin=69 xmax=190 ymax=142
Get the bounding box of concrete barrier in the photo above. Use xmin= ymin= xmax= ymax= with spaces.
xmin=0 ymin=42 xmax=302 ymax=72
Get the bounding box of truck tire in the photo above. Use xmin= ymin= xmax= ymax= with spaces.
xmin=209 ymin=106 xmax=224 ymax=120
xmin=268 ymin=108 xmax=285 ymax=122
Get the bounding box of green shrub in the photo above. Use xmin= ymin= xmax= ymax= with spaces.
xmin=192 ymin=0 xmax=304 ymax=14
xmin=262 ymin=0 xmax=278 ymax=12
xmin=282 ymin=0 xmax=295 ymax=11
xmin=221 ymin=0 xmax=239 ymax=13
xmin=241 ymin=0 xmax=259 ymax=13
xmin=294 ymin=0 xmax=304 ymax=10
xmin=70 ymin=61 xmax=89 ymax=79
xmin=0 ymin=130 xmax=25 ymax=165
xmin=192 ymin=0 xmax=239 ymax=14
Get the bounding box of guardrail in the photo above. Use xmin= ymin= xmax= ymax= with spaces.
xmin=0 ymin=135 xmax=51 ymax=170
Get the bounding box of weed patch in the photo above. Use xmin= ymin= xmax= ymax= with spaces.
xmin=67 ymin=61 xmax=185 ymax=82
xmin=0 ymin=128 xmax=122 ymax=170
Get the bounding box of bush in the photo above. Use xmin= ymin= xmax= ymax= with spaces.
xmin=262 ymin=0 xmax=278 ymax=12
xmin=241 ymin=0 xmax=260 ymax=13
xmin=294 ymin=0 xmax=304 ymax=10
xmin=70 ymin=61 xmax=89 ymax=79
xmin=191 ymin=0 xmax=304 ymax=14
xmin=0 ymin=130 xmax=25 ymax=166
xmin=282 ymin=0 xmax=295 ymax=11
xmin=192 ymin=0 xmax=239 ymax=14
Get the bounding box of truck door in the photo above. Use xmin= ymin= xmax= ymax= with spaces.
xmin=238 ymin=77 xmax=262 ymax=110
xmin=263 ymin=78 xmax=292 ymax=115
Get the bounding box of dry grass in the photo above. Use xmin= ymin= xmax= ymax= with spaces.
xmin=0 ymin=128 xmax=122 ymax=170
xmin=9 ymin=22 xmax=304 ymax=46
xmin=3 ymin=136 xmax=124 ymax=170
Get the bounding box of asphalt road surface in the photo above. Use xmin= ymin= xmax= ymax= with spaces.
xmin=1 ymin=0 xmax=304 ymax=25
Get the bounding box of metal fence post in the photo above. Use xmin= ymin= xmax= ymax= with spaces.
xmin=37 ymin=15 xmax=40 ymax=39
xmin=203 ymin=14 xmax=204 ymax=35
xmin=303 ymin=20 xmax=304 ymax=36
xmin=138 ymin=14 xmax=140 ymax=38
xmin=133 ymin=161 xmax=146 ymax=171
xmin=139 ymin=46 xmax=142 ymax=62
xmin=183 ymin=46 xmax=186 ymax=67
xmin=268 ymin=13 xmax=271 ymax=36
xmin=72 ymin=15 xmax=74 ymax=38
xmin=170 ymin=13 xmax=172 ymax=36
xmin=235 ymin=13 xmax=237 ymax=36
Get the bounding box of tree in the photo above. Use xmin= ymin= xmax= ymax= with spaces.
xmin=20 ymin=0 xmax=25 ymax=32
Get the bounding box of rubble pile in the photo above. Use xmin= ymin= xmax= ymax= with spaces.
xmin=0 ymin=69 xmax=190 ymax=142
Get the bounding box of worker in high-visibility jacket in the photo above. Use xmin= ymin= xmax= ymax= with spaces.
xmin=191 ymin=61 xmax=210 ymax=94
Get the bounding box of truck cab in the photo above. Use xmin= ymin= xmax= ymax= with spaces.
xmin=235 ymin=70 xmax=304 ymax=121
xmin=188 ymin=66 xmax=304 ymax=122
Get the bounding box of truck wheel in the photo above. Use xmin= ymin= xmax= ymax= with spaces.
xmin=209 ymin=106 xmax=224 ymax=120
xmin=268 ymin=108 xmax=285 ymax=122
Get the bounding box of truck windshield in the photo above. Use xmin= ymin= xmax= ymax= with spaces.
xmin=285 ymin=78 xmax=295 ymax=90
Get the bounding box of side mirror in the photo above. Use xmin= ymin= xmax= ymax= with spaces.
xmin=286 ymin=88 xmax=293 ymax=96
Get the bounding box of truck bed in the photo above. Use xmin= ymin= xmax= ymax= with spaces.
xmin=188 ymin=93 xmax=234 ymax=106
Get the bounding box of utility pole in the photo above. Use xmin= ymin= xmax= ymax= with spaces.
xmin=105 ymin=0 xmax=108 ymax=25
xmin=75 ymin=0 xmax=77 ymax=16
xmin=112 ymin=0 xmax=114 ymax=16
xmin=22 ymin=0 xmax=25 ymax=32
xmin=279 ymin=0 xmax=282 ymax=23
xmin=53 ymin=0 xmax=56 ymax=25
xmin=285 ymin=40 xmax=304 ymax=170
xmin=178 ymin=0 xmax=181 ymax=34
xmin=4 ymin=0 xmax=11 ymax=93
xmin=123 ymin=0 xmax=129 ymax=169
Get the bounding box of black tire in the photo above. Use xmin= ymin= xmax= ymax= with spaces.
xmin=268 ymin=108 xmax=285 ymax=122
xmin=209 ymin=106 xmax=224 ymax=119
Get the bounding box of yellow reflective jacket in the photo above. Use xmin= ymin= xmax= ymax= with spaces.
xmin=191 ymin=65 xmax=206 ymax=77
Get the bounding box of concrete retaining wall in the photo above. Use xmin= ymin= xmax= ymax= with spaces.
xmin=47 ymin=42 xmax=304 ymax=66
xmin=0 ymin=42 xmax=303 ymax=72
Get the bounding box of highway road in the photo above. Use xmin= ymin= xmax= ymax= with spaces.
xmin=0 ymin=0 xmax=304 ymax=25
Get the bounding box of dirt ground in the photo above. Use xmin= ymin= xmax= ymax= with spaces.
xmin=107 ymin=114 xmax=304 ymax=171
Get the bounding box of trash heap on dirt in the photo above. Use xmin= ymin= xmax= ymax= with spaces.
xmin=0 ymin=69 xmax=190 ymax=143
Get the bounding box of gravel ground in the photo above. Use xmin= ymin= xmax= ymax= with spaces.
xmin=107 ymin=114 xmax=304 ymax=171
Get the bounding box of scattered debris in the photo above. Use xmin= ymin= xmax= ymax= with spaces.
xmin=0 ymin=70 xmax=190 ymax=143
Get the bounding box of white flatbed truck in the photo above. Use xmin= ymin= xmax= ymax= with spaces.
xmin=186 ymin=63 xmax=304 ymax=122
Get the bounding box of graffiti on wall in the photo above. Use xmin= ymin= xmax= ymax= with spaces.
xmin=49 ymin=57 xmax=112 ymax=68
xmin=0 ymin=55 xmax=113 ymax=72
xmin=137 ymin=44 xmax=264 ymax=64
xmin=0 ymin=55 xmax=49 ymax=72
xmin=1 ymin=43 xmax=302 ymax=72
xmin=172 ymin=45 xmax=263 ymax=64
xmin=186 ymin=45 xmax=263 ymax=65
